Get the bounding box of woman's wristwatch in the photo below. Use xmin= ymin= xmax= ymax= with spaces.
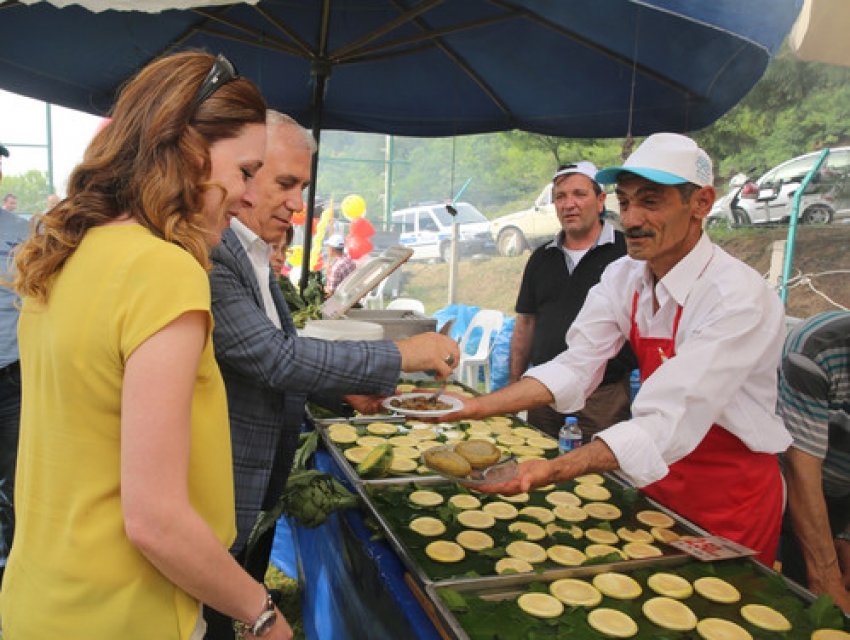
xmin=234 ymin=591 xmax=277 ymax=639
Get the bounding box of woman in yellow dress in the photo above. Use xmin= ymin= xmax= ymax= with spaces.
xmin=1 ymin=52 xmax=289 ymax=640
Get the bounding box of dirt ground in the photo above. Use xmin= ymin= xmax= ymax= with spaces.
xmin=402 ymin=225 xmax=850 ymax=319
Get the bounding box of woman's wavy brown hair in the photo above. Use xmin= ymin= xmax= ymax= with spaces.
xmin=14 ymin=50 xmax=266 ymax=303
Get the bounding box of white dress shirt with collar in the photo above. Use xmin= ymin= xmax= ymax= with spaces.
xmin=527 ymin=232 xmax=792 ymax=487
xmin=230 ymin=217 xmax=282 ymax=330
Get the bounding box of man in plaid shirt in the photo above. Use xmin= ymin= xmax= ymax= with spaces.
xmin=324 ymin=233 xmax=356 ymax=296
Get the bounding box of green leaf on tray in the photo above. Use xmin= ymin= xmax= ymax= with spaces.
xmin=439 ymin=588 xmax=468 ymax=612
xmin=808 ymin=594 xmax=845 ymax=630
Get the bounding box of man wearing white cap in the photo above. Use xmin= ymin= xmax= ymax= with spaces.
xmin=511 ymin=161 xmax=634 ymax=441
xmin=448 ymin=133 xmax=791 ymax=565
xmin=324 ymin=233 xmax=356 ymax=296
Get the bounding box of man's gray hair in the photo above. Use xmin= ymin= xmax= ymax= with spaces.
xmin=266 ymin=110 xmax=317 ymax=154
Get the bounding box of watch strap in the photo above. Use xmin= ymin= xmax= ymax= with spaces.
xmin=836 ymin=531 xmax=850 ymax=543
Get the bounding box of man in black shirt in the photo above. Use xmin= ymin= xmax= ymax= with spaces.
xmin=511 ymin=161 xmax=635 ymax=439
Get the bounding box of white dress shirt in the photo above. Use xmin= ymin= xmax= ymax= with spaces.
xmin=230 ymin=218 xmax=282 ymax=329
xmin=527 ymin=232 xmax=792 ymax=487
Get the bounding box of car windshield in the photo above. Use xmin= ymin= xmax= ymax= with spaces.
xmin=431 ymin=203 xmax=487 ymax=225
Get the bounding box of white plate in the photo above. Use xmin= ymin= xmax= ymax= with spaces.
xmin=382 ymin=392 xmax=463 ymax=418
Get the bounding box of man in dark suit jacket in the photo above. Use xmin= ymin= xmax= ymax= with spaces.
xmin=205 ymin=112 xmax=458 ymax=639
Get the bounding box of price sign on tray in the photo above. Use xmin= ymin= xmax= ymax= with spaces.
xmin=668 ymin=535 xmax=757 ymax=561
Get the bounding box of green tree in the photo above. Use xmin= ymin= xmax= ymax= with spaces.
xmin=1 ymin=170 xmax=51 ymax=214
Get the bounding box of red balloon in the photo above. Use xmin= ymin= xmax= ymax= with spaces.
xmin=350 ymin=217 xmax=376 ymax=238
xmin=291 ymin=209 xmax=306 ymax=225
xmin=345 ymin=235 xmax=373 ymax=260
xmin=312 ymin=255 xmax=324 ymax=272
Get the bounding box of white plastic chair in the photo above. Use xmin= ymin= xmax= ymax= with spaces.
xmin=455 ymin=309 xmax=504 ymax=392
xmin=386 ymin=297 xmax=426 ymax=314
xmin=362 ymin=278 xmax=389 ymax=309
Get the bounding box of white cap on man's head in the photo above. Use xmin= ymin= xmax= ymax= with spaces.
xmin=325 ymin=234 xmax=345 ymax=249
xmin=595 ymin=133 xmax=713 ymax=187
xmin=553 ymin=160 xmax=598 ymax=184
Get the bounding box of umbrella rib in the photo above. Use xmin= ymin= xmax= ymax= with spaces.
xmin=190 ymin=7 xmax=307 ymax=57
xmin=489 ymin=0 xmax=701 ymax=101
xmin=330 ymin=0 xmax=446 ymax=60
xmin=251 ymin=3 xmax=316 ymax=59
xmin=335 ymin=13 xmax=515 ymax=63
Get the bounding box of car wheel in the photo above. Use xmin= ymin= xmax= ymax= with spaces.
xmin=497 ymin=228 xmax=527 ymax=257
xmin=731 ymin=207 xmax=751 ymax=227
xmin=801 ymin=204 xmax=833 ymax=224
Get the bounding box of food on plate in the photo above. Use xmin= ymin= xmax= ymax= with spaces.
xmin=356 ymin=435 xmax=387 ymax=448
xmin=456 ymin=510 xmax=496 ymax=530
xmin=505 ymin=540 xmax=547 ymax=563
xmin=510 ymin=444 xmax=546 ymax=457
xmin=455 ymin=530 xmax=494 ymax=551
xmin=643 ymin=597 xmax=698 ymax=631
xmin=636 ymin=509 xmax=676 ymax=528
xmin=409 ymin=516 xmax=446 ymax=537
xmin=454 ymin=439 xmax=502 ymax=469
xmin=739 ymin=604 xmax=791 ymax=632
xmin=617 ymin=527 xmax=654 ymax=543
xmin=585 ymin=528 xmax=620 ymax=545
xmin=508 ymin=521 xmax=546 ymax=541
xmin=395 ymin=383 xmax=416 ymax=393
xmin=526 ymin=436 xmax=559 ymax=450
xmin=516 ymin=592 xmax=564 ymax=619
xmin=408 ymin=490 xmax=444 ymax=507
xmin=693 ymin=577 xmax=741 ymax=604
xmin=495 ymin=557 xmax=534 ymax=575
xmin=696 ymin=618 xmax=753 ymax=640
xmin=415 ymin=440 xmax=443 ymax=452
xmin=481 ymin=501 xmax=519 ymax=520
xmin=423 ymin=448 xmax=472 ymax=478
xmin=387 ymin=434 xmax=417 ymax=447
xmin=592 ymin=572 xmax=643 ymax=600
xmin=583 ymin=502 xmax=622 ymax=520
xmin=574 ymin=482 xmax=612 ymax=501
xmin=546 ymin=545 xmax=586 ymax=567
xmin=587 ymin=608 xmax=638 ymax=638
xmin=389 ymin=394 xmax=452 ymax=411
xmin=424 ymin=540 xmax=465 ymax=563
xmin=496 ymin=433 xmax=525 ymax=447
xmin=623 ymin=541 xmax=663 ymax=559
xmin=448 ymin=494 xmax=481 ymax=510
xmin=549 ymin=578 xmax=602 ymax=607
xmin=518 ymin=506 xmax=555 ymax=524
xmin=356 ymin=443 xmax=394 ymax=478
xmin=646 ymin=572 xmax=693 ymax=599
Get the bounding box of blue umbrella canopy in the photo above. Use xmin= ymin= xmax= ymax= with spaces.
xmin=1 ymin=0 xmax=802 ymax=138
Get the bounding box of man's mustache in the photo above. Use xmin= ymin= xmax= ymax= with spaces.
xmin=625 ymin=228 xmax=656 ymax=239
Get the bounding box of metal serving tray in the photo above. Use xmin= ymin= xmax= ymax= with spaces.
xmin=356 ymin=474 xmax=696 ymax=589
xmin=424 ymin=554 xmax=850 ymax=640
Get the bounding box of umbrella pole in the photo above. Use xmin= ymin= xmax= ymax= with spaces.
xmin=300 ymin=0 xmax=332 ymax=295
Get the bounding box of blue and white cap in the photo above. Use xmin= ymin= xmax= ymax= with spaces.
xmin=595 ymin=133 xmax=713 ymax=187
xmin=552 ymin=160 xmax=598 ymax=184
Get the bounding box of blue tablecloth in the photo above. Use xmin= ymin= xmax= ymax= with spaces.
xmin=271 ymin=449 xmax=442 ymax=640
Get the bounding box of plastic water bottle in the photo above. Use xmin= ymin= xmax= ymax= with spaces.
xmin=559 ymin=416 xmax=582 ymax=454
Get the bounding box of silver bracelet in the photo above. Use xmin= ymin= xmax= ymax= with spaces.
xmin=836 ymin=531 xmax=850 ymax=543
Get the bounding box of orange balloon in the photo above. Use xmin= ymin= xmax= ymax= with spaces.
xmin=291 ymin=209 xmax=306 ymax=225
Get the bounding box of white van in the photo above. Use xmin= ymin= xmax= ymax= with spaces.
xmin=390 ymin=202 xmax=495 ymax=262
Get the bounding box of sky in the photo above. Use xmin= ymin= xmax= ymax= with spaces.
xmin=0 ymin=89 xmax=103 ymax=196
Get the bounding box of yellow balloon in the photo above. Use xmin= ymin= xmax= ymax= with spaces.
xmin=341 ymin=194 xmax=366 ymax=219
xmin=288 ymin=245 xmax=303 ymax=267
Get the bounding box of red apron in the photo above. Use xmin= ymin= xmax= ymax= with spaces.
xmin=630 ymin=292 xmax=783 ymax=565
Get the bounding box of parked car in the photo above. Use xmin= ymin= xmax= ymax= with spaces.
xmin=735 ymin=147 xmax=850 ymax=225
xmin=489 ymin=183 xmax=621 ymax=256
xmin=389 ymin=201 xmax=494 ymax=262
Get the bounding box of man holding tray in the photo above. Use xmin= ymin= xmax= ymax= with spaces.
xmin=446 ymin=133 xmax=791 ymax=566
